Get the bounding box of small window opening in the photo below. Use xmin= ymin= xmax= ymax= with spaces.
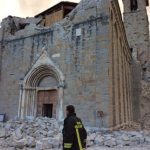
xmin=143 ymin=67 xmax=147 ymax=72
xmin=146 ymin=0 xmax=149 ymax=6
xmin=42 ymin=104 xmax=53 ymax=118
xmin=142 ymin=67 xmax=147 ymax=80
xmin=130 ymin=0 xmax=138 ymax=11
xmin=130 ymin=48 xmax=133 ymax=53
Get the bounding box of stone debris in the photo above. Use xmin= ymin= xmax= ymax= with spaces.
xmin=141 ymin=113 xmax=150 ymax=130
xmin=86 ymin=129 xmax=150 ymax=148
xmin=0 ymin=118 xmax=150 ymax=149
xmin=1 ymin=16 xmax=42 ymax=35
xmin=0 ymin=117 xmax=62 ymax=149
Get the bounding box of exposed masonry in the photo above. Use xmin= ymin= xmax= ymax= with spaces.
xmin=122 ymin=0 xmax=150 ymax=124
xmin=0 ymin=0 xmax=147 ymax=128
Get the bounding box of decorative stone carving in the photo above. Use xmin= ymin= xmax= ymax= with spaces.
xmin=18 ymin=50 xmax=65 ymax=121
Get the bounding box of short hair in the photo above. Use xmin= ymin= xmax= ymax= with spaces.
xmin=66 ymin=105 xmax=75 ymax=114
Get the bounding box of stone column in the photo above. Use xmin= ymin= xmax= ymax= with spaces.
xmin=118 ymin=37 xmax=122 ymax=125
xmin=18 ymin=84 xmax=23 ymax=118
xmin=109 ymin=11 xmax=115 ymax=127
xmin=126 ymin=61 xmax=131 ymax=123
xmin=20 ymin=87 xmax=26 ymax=119
xmin=25 ymin=89 xmax=30 ymax=117
xmin=111 ymin=21 xmax=116 ymax=127
xmin=124 ymin=53 xmax=129 ymax=123
xmin=125 ymin=58 xmax=129 ymax=123
xmin=32 ymin=89 xmax=36 ymax=117
xmin=122 ymin=49 xmax=127 ymax=123
xmin=117 ymin=36 xmax=121 ymax=125
xmin=28 ymin=89 xmax=36 ymax=117
xmin=114 ymin=23 xmax=120 ymax=125
xmin=56 ymin=82 xmax=64 ymax=122
xmin=128 ymin=64 xmax=133 ymax=121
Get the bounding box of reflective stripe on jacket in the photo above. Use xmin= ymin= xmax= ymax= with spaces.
xmin=63 ymin=113 xmax=87 ymax=150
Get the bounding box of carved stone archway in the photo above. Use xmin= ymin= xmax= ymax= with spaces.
xmin=18 ymin=50 xmax=65 ymax=121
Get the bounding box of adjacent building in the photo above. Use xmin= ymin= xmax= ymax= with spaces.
xmin=35 ymin=1 xmax=78 ymax=27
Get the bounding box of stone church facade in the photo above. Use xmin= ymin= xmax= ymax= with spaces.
xmin=0 ymin=0 xmax=149 ymax=128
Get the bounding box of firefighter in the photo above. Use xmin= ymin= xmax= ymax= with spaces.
xmin=63 ymin=105 xmax=87 ymax=150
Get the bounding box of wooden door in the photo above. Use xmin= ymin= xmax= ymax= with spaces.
xmin=37 ymin=90 xmax=57 ymax=118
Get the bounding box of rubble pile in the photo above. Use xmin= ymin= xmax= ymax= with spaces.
xmin=0 ymin=117 xmax=62 ymax=150
xmin=141 ymin=113 xmax=150 ymax=130
xmin=86 ymin=129 xmax=150 ymax=148
xmin=0 ymin=118 xmax=150 ymax=150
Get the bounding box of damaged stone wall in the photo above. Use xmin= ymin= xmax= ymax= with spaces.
xmin=122 ymin=0 xmax=149 ymax=63
xmin=122 ymin=0 xmax=150 ymax=124
xmin=0 ymin=0 xmax=132 ymax=128
xmin=0 ymin=0 xmax=112 ymax=127
xmin=0 ymin=16 xmax=42 ymax=36
xmin=141 ymin=80 xmax=150 ymax=127
xmin=131 ymin=61 xmax=141 ymax=121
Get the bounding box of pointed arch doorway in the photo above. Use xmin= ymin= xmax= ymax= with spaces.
xmin=18 ymin=51 xmax=65 ymax=121
xmin=37 ymin=76 xmax=58 ymax=118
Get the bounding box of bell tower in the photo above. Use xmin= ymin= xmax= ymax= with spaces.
xmin=121 ymin=0 xmax=150 ymax=122
xmin=122 ymin=0 xmax=149 ymax=63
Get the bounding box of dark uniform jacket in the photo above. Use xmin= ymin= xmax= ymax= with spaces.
xmin=63 ymin=113 xmax=87 ymax=150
